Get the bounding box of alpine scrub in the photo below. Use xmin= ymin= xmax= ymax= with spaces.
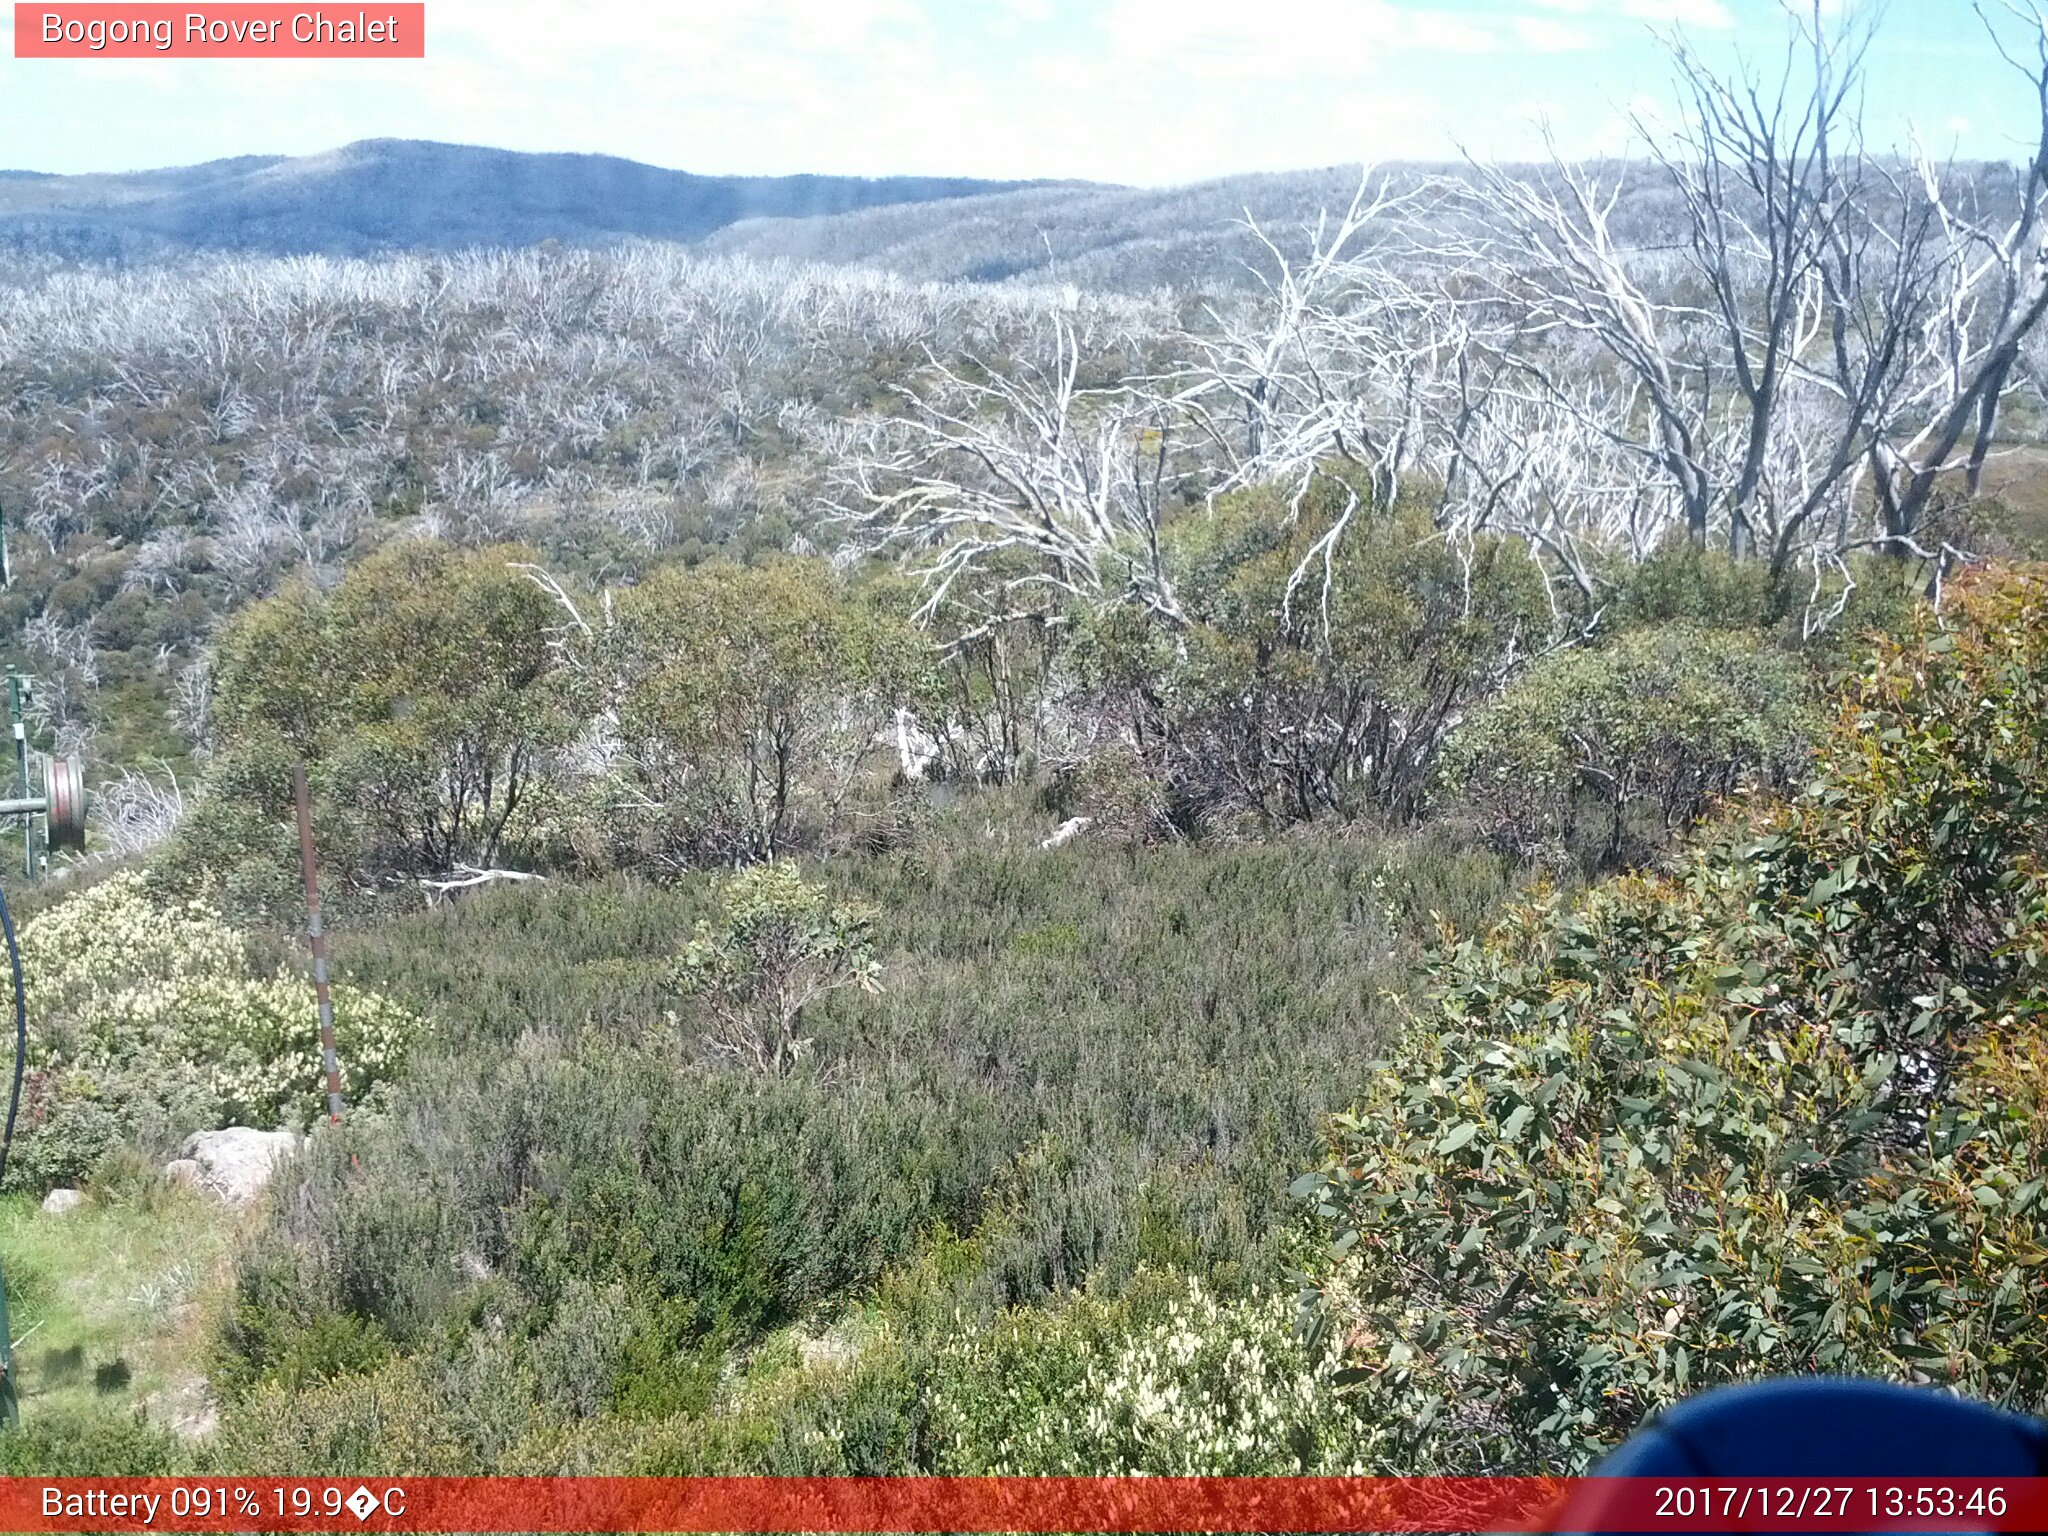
xmin=1297 ymin=567 xmax=2048 ymax=1475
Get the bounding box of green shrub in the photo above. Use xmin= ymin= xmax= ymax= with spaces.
xmin=603 ymin=558 xmax=934 ymax=865
xmin=206 ymin=1355 xmax=484 ymax=1475
xmin=1297 ymin=564 xmax=2048 ymax=1476
xmin=146 ymin=737 xmax=309 ymax=926
xmin=0 ymin=1411 xmax=185 ymax=1475
xmin=1074 ymin=476 xmax=1551 ymax=830
xmin=917 ymin=589 xmax=1067 ymax=785
xmin=1602 ymin=540 xmax=1919 ymax=670
xmin=931 ymin=1269 xmax=1375 ymax=1474
xmin=1441 ymin=624 xmax=1817 ymax=867
xmin=215 ymin=822 xmax=1517 ymax=1449
xmin=210 ymin=540 xmax=574 ymax=879
xmin=1604 ymin=541 xmax=1790 ymax=630
xmin=214 ymin=1308 xmax=394 ymax=1400
xmin=673 ymin=863 xmax=881 ymax=1075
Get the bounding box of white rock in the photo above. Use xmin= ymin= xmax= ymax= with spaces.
xmin=40 ymin=1188 xmax=83 ymax=1215
xmin=1040 ymin=815 xmax=1094 ymax=850
xmin=162 ymin=1158 xmax=203 ymax=1190
xmin=177 ymin=1127 xmax=299 ymax=1207
xmin=799 ymin=1330 xmax=860 ymax=1372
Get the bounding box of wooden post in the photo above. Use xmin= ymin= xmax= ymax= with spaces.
xmin=293 ymin=763 xmax=345 ymax=1125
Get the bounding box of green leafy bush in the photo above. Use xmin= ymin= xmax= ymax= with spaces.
xmin=210 ymin=540 xmax=573 ymax=879
xmin=205 ymin=1353 xmax=490 ymax=1475
xmin=932 ymin=1269 xmax=1375 ymax=1474
xmin=0 ymin=1411 xmax=185 ymax=1475
xmin=604 ymin=558 xmax=934 ymax=866
xmin=673 ymin=863 xmax=881 ymax=1075
xmin=210 ymin=1299 xmax=928 ymax=1477
xmin=1074 ymin=477 xmax=1551 ymax=832
xmin=1441 ymin=624 xmax=1816 ymax=867
xmin=1603 ymin=542 xmax=1791 ymax=631
xmin=1601 ymin=540 xmax=1919 ymax=671
xmin=918 ymin=589 xmax=1067 ymax=785
xmin=1297 ymin=565 xmax=2048 ymax=1475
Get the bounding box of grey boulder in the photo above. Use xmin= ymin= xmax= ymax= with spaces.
xmin=170 ymin=1127 xmax=299 ymax=1207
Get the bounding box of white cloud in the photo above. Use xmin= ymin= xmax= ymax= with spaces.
xmin=1621 ymin=0 xmax=1735 ymax=24
xmin=1525 ymin=0 xmax=1734 ymax=26
xmin=1516 ymin=16 xmax=1600 ymax=51
xmin=1097 ymin=0 xmax=1525 ymax=77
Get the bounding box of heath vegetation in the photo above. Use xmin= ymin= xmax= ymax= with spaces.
xmin=4 ymin=0 xmax=2048 ymax=1478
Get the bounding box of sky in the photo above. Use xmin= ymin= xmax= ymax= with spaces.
xmin=0 ymin=0 xmax=2035 ymax=186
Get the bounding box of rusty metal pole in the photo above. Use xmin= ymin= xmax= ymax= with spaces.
xmin=293 ymin=763 xmax=345 ymax=1125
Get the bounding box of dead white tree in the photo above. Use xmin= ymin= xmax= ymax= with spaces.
xmin=1859 ymin=1 xmax=2048 ymax=545
xmin=1173 ymin=173 xmax=1433 ymax=507
xmin=1451 ymin=142 xmax=1718 ymax=551
xmin=1447 ymin=1 xmax=2048 ymax=570
xmin=91 ymin=764 xmax=186 ymax=858
xmin=1437 ymin=379 xmax=1661 ymax=614
xmin=420 ymin=865 xmax=547 ymax=907
xmin=840 ymin=314 xmax=1188 ymax=629
xmin=1156 ymin=173 xmax=1525 ymax=626
xmin=1651 ymin=9 xmax=1896 ymax=563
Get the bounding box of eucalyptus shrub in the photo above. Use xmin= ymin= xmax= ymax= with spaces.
xmin=1441 ymin=623 xmax=1817 ymax=867
xmin=672 ymin=862 xmax=881 ymax=1076
xmin=604 ymin=558 xmax=934 ymax=866
xmin=210 ymin=540 xmax=574 ymax=880
xmin=1296 ymin=566 xmax=2048 ymax=1475
xmin=1071 ymin=477 xmax=1551 ymax=833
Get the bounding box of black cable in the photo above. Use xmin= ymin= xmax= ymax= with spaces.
xmin=0 ymin=884 xmax=23 ymax=1192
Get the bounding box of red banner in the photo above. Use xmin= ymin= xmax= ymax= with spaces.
xmin=13 ymin=5 xmax=424 ymax=58
xmin=1 ymin=1477 xmax=2046 ymax=1533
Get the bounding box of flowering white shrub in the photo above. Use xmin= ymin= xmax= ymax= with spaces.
xmin=75 ymin=974 xmax=420 ymax=1127
xmin=22 ymin=870 xmax=246 ymax=1004
xmin=931 ymin=1271 xmax=1379 ymax=1475
xmin=5 ymin=871 xmax=421 ymax=1189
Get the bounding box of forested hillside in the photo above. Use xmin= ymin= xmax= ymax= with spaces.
xmin=3 ymin=2 xmax=2048 ymax=1481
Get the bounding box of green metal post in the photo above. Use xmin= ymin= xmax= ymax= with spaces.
xmin=0 ymin=1259 xmax=15 ymax=1430
xmin=0 ymin=787 xmax=23 ymax=1431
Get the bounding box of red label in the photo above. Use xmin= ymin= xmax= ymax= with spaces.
xmin=0 ymin=1477 xmax=2044 ymax=1533
xmin=14 ymin=4 xmax=425 ymax=57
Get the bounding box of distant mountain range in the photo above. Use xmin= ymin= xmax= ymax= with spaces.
xmin=7 ymin=141 xmax=2021 ymax=296
xmin=0 ymin=140 xmax=1465 ymax=290
xmin=708 ymin=160 xmax=2037 ymax=293
xmin=701 ymin=167 xmax=1390 ymax=290
xmin=0 ymin=140 xmax=1724 ymax=295
xmin=0 ymin=139 xmax=1076 ymax=259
